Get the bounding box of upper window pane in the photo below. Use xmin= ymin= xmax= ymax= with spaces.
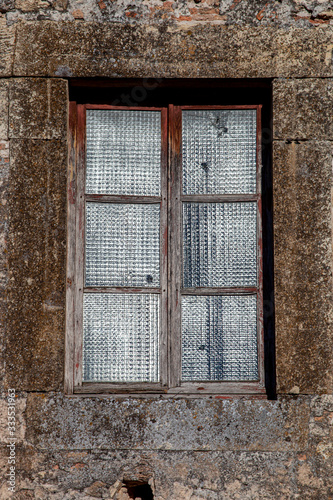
xmin=86 ymin=110 xmax=161 ymax=195
xmin=182 ymin=109 xmax=256 ymax=195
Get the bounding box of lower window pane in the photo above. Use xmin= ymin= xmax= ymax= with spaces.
xmin=181 ymin=295 xmax=258 ymax=381
xmin=83 ymin=293 xmax=160 ymax=382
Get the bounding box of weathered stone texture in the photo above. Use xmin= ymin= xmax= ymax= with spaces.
xmin=0 ymin=15 xmax=15 ymax=76
xmin=273 ymin=140 xmax=333 ymax=394
xmin=0 ymin=394 xmax=331 ymax=499
xmin=0 ymin=0 xmax=14 ymax=14
xmin=0 ymin=447 xmax=298 ymax=499
xmin=0 ymin=139 xmax=9 ymax=393
xmin=9 ymin=78 xmax=68 ymax=139
xmin=15 ymin=0 xmax=53 ymax=12
xmin=273 ymin=78 xmax=333 ymax=140
xmin=25 ymin=394 xmax=310 ymax=452
xmin=12 ymin=22 xmax=333 ymax=78
xmin=6 ymin=139 xmax=67 ymax=391
xmin=220 ymin=0 xmax=333 ymax=27
xmin=2 ymin=0 xmax=333 ymax=26
xmin=0 ymin=79 xmax=9 ymax=390
xmin=0 ymin=80 xmax=8 ymax=139
xmin=0 ymin=394 xmax=26 ymax=444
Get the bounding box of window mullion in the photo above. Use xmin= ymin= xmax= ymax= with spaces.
xmin=168 ymin=105 xmax=182 ymax=388
xmin=160 ymin=107 xmax=169 ymax=387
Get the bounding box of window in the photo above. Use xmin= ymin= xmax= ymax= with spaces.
xmin=66 ymin=101 xmax=265 ymax=395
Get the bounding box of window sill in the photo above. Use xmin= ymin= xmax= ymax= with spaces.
xmin=72 ymin=381 xmax=267 ymax=398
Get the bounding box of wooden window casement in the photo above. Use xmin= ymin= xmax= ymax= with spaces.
xmin=66 ymin=102 xmax=265 ymax=396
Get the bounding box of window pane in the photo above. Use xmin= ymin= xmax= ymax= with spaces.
xmin=85 ymin=203 xmax=160 ymax=287
xmin=182 ymin=109 xmax=256 ymax=195
xmin=183 ymin=202 xmax=257 ymax=287
xmin=86 ymin=110 xmax=161 ymax=195
xmin=182 ymin=295 xmax=258 ymax=381
xmin=83 ymin=293 xmax=159 ymax=382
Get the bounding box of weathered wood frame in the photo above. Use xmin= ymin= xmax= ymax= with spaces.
xmin=66 ymin=102 xmax=265 ymax=396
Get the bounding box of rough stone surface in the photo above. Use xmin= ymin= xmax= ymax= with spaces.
xmin=0 ymin=0 xmax=15 ymax=14
xmin=0 ymin=80 xmax=8 ymax=139
xmin=273 ymin=78 xmax=333 ymax=140
xmin=6 ymin=139 xmax=67 ymax=391
xmin=0 ymin=394 xmax=332 ymax=499
xmin=0 ymin=394 xmax=26 ymax=444
xmin=12 ymin=22 xmax=333 ymax=78
xmin=0 ymin=80 xmax=9 ymax=393
xmin=220 ymin=0 xmax=333 ymax=27
xmin=0 ymin=139 xmax=9 ymax=393
xmin=9 ymin=78 xmax=68 ymax=139
xmin=273 ymin=140 xmax=333 ymax=394
xmin=0 ymin=15 xmax=15 ymax=76
xmin=2 ymin=0 xmax=333 ymax=26
xmin=25 ymin=394 xmax=310 ymax=452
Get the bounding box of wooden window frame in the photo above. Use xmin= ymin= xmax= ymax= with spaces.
xmin=65 ymin=102 xmax=265 ymax=397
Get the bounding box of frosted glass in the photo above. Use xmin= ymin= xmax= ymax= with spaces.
xmin=182 ymin=295 xmax=258 ymax=381
xmin=86 ymin=110 xmax=161 ymax=195
xmin=183 ymin=202 xmax=257 ymax=287
xmin=83 ymin=293 xmax=159 ymax=382
xmin=85 ymin=203 xmax=160 ymax=287
xmin=182 ymin=109 xmax=256 ymax=195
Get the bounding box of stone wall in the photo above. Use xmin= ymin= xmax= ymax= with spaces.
xmin=0 ymin=3 xmax=333 ymax=499
xmin=2 ymin=0 xmax=333 ymax=26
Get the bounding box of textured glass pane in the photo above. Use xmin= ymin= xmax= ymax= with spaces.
xmin=86 ymin=110 xmax=161 ymax=195
xmin=182 ymin=295 xmax=258 ymax=381
xmin=182 ymin=109 xmax=256 ymax=194
xmin=83 ymin=293 xmax=159 ymax=382
xmin=85 ymin=203 xmax=160 ymax=287
xmin=183 ymin=202 xmax=257 ymax=287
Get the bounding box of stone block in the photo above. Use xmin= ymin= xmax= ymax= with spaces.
xmin=25 ymin=393 xmax=310 ymax=452
xmin=9 ymin=78 xmax=68 ymax=139
xmin=15 ymin=0 xmax=51 ymax=12
xmin=0 ymin=446 xmax=300 ymax=499
xmin=12 ymin=22 xmax=333 ymax=78
xmin=0 ymin=139 xmax=9 ymax=393
xmin=5 ymin=139 xmax=67 ymax=391
xmin=0 ymin=1 xmax=15 ymax=13
xmin=273 ymin=79 xmax=333 ymax=140
xmin=0 ymin=16 xmax=15 ymax=77
xmin=0 ymin=80 xmax=8 ymax=140
xmin=273 ymin=141 xmax=333 ymax=394
xmin=0 ymin=394 xmax=26 ymax=444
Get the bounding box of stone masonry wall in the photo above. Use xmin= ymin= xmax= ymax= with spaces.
xmin=2 ymin=0 xmax=333 ymax=26
xmin=0 ymin=3 xmax=333 ymax=499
